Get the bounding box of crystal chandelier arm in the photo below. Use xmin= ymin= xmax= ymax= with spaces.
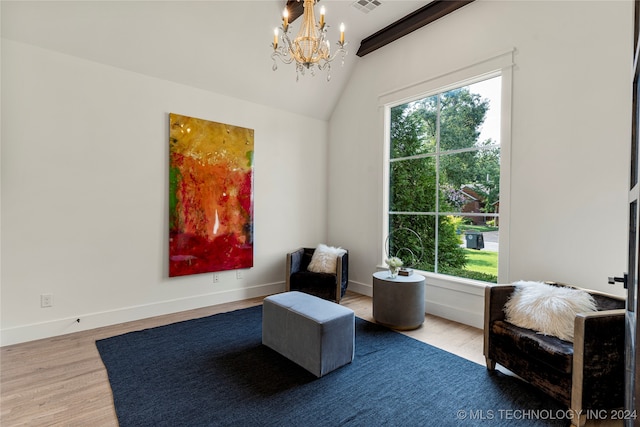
xmin=272 ymin=26 xmax=296 ymax=69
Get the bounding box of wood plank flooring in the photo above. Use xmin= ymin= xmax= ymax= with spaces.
xmin=0 ymin=291 xmax=616 ymax=426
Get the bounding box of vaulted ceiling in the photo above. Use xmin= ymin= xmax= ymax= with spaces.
xmin=1 ymin=1 xmax=471 ymax=120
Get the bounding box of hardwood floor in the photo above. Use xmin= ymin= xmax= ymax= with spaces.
xmin=0 ymin=291 xmax=615 ymax=426
xmin=1 ymin=291 xmax=485 ymax=426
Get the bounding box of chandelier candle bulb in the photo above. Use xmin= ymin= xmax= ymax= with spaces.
xmin=340 ymin=23 xmax=345 ymax=45
xmin=273 ymin=28 xmax=278 ymax=49
xmin=283 ymin=9 xmax=289 ymax=32
xmin=320 ymin=6 xmax=325 ymax=28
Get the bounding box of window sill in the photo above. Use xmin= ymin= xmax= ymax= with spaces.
xmin=376 ymin=265 xmax=488 ymax=296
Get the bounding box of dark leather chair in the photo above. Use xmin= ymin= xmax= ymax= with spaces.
xmin=484 ymin=282 xmax=625 ymax=426
xmin=285 ymin=247 xmax=348 ymax=303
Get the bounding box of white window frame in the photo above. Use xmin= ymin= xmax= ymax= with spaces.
xmin=379 ymin=49 xmax=514 ymax=286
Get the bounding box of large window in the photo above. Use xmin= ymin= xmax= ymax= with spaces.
xmin=386 ymin=76 xmax=502 ymax=283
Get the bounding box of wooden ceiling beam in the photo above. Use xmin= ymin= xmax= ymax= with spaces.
xmin=285 ymin=0 xmax=306 ymax=23
xmin=356 ymin=0 xmax=475 ymax=57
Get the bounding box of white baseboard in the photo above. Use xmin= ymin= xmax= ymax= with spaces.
xmin=347 ymin=280 xmax=373 ymax=297
xmin=424 ymin=277 xmax=486 ymax=329
xmin=0 ymin=282 xmax=284 ymax=347
xmin=2 ymin=278 xmax=486 ymax=346
xmin=425 ymin=300 xmax=484 ymax=329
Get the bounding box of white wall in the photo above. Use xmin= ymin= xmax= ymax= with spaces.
xmin=1 ymin=39 xmax=328 ymax=345
xmin=2 ymin=0 xmax=633 ymax=344
xmin=329 ymin=0 xmax=632 ymax=325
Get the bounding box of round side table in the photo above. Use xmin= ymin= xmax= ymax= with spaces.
xmin=372 ymin=271 xmax=426 ymax=330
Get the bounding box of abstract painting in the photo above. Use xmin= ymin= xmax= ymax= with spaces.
xmin=169 ymin=113 xmax=254 ymax=277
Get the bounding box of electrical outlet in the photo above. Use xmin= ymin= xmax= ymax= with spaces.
xmin=41 ymin=294 xmax=53 ymax=308
xmin=213 ymin=274 xmax=220 ymax=283
xmin=236 ymin=270 xmax=243 ymax=279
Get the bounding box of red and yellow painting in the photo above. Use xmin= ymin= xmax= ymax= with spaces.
xmin=169 ymin=113 xmax=254 ymax=277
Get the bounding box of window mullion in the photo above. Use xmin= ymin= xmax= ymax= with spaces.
xmin=390 ymin=144 xmax=499 ymax=164
xmin=434 ymin=94 xmax=441 ymax=274
xmin=390 ymin=211 xmax=437 ymax=215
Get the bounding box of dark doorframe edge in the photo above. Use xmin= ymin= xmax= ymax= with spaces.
xmin=356 ymin=0 xmax=475 ymax=57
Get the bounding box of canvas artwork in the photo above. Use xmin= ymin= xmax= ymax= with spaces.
xmin=169 ymin=113 xmax=254 ymax=277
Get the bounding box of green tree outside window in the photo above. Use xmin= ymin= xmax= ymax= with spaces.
xmin=388 ymin=77 xmax=501 ymax=283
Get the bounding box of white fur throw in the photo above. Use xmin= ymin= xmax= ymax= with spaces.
xmin=307 ymin=244 xmax=347 ymax=274
xmin=503 ymin=281 xmax=597 ymax=342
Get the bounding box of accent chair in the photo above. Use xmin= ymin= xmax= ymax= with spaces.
xmin=484 ymin=282 xmax=625 ymax=427
xmin=286 ymin=246 xmax=348 ymax=303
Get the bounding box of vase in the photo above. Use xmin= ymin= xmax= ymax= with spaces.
xmin=389 ymin=267 xmax=399 ymax=278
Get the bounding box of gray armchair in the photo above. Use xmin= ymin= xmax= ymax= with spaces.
xmin=286 ymin=247 xmax=348 ymax=303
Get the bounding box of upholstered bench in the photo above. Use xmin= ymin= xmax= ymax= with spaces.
xmin=262 ymin=291 xmax=355 ymax=377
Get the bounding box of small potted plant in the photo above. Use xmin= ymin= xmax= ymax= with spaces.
xmin=385 ymin=257 xmax=403 ymax=279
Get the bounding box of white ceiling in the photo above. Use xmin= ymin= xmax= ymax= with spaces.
xmin=1 ymin=1 xmax=430 ymax=120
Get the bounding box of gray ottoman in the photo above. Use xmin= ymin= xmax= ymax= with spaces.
xmin=262 ymin=291 xmax=355 ymax=377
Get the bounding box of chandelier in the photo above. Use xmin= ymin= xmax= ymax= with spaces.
xmin=271 ymin=0 xmax=347 ymax=81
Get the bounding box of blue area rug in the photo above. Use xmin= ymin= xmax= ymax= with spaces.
xmin=96 ymin=305 xmax=568 ymax=426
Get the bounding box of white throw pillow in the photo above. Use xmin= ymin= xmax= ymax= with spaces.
xmin=307 ymin=244 xmax=347 ymax=274
xmin=503 ymin=281 xmax=597 ymax=342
